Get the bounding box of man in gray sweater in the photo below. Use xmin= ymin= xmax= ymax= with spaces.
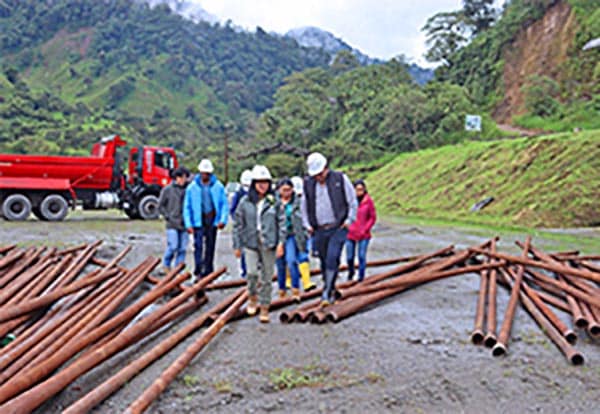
xmin=158 ymin=167 xmax=190 ymax=273
xmin=301 ymin=153 xmax=357 ymax=306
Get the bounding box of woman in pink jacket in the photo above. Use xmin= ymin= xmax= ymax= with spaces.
xmin=346 ymin=179 xmax=376 ymax=281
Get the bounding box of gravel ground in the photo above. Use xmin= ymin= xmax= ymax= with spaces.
xmin=1 ymin=212 xmax=599 ymax=414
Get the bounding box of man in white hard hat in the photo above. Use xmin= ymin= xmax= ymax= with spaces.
xmin=183 ymin=158 xmax=229 ymax=279
xmin=229 ymin=169 xmax=252 ymax=278
xmin=301 ymin=152 xmax=357 ymax=306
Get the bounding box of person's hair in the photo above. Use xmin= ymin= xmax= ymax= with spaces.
xmin=277 ymin=177 xmax=293 ymax=189
xmin=172 ymin=167 xmax=189 ymax=178
xmin=354 ymin=179 xmax=367 ymax=192
xmin=248 ymin=180 xmax=272 ymax=203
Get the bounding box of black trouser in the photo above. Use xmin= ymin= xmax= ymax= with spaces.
xmin=313 ymin=226 xmax=348 ymax=302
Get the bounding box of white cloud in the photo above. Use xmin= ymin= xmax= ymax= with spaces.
xmin=196 ymin=0 xmax=463 ymax=65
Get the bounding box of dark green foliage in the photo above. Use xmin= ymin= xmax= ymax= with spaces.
xmin=522 ymin=75 xmax=561 ymax=117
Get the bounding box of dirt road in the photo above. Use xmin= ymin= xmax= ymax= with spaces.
xmin=2 ymin=213 xmax=599 ymax=413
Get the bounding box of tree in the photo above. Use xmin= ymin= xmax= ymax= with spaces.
xmin=463 ymin=0 xmax=498 ymax=34
xmin=422 ymin=12 xmax=470 ymax=64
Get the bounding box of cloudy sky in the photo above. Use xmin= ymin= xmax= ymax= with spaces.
xmin=196 ymin=0 xmax=465 ymax=66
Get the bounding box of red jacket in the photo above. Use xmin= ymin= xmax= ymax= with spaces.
xmin=348 ymin=194 xmax=376 ymax=241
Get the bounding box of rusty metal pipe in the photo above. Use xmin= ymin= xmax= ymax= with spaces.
xmin=0 ymin=256 xmax=72 ymax=340
xmin=579 ymin=301 xmax=600 ymax=338
xmin=24 ymin=259 xmax=159 ymax=373
xmin=497 ymin=270 xmax=584 ymax=365
xmin=124 ymin=290 xmax=248 ymax=414
xmin=0 ymin=268 xmax=224 ymax=409
xmin=557 ymin=274 xmax=588 ymax=328
xmin=534 ymin=290 xmax=571 ymax=313
xmin=339 ymin=261 xmax=501 ymax=300
xmin=206 ymin=250 xmax=454 ymax=291
xmin=491 ymin=236 xmax=530 ymax=357
xmin=0 ymin=245 xmax=130 ymax=324
xmin=484 ymin=241 xmax=498 ymax=347
xmin=0 ymin=245 xmax=16 ymax=255
xmin=471 ymin=268 xmax=489 ymax=345
xmin=324 ymin=286 xmax=406 ymax=323
xmin=0 ymin=247 xmax=44 ymax=289
xmin=471 ymin=246 xmax=600 ymax=284
xmin=523 ymin=268 xmax=600 ymax=309
xmin=513 ymin=271 xmax=577 ymax=345
xmin=64 ymin=289 xmax=243 ymax=414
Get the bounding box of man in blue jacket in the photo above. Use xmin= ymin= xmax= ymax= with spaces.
xmin=184 ymin=159 xmax=229 ymax=278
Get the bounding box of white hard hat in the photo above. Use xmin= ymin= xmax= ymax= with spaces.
xmin=197 ymin=159 xmax=214 ymax=173
xmin=291 ymin=176 xmax=303 ymax=195
xmin=251 ymin=165 xmax=272 ymax=181
xmin=306 ymin=152 xmax=327 ymax=176
xmin=240 ymin=169 xmax=253 ymax=187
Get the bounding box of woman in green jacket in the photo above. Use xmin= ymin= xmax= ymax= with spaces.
xmin=233 ymin=165 xmax=279 ymax=323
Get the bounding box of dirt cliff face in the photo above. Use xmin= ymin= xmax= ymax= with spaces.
xmin=494 ymin=1 xmax=577 ymax=123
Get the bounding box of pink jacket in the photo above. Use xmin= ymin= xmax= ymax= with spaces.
xmin=348 ymin=194 xmax=376 ymax=241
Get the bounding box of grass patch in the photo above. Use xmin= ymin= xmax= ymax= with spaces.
xmin=268 ymin=365 xmax=328 ymax=390
xmin=368 ymin=130 xmax=600 ymax=228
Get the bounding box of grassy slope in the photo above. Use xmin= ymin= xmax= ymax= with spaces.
xmin=367 ymin=130 xmax=600 ymax=228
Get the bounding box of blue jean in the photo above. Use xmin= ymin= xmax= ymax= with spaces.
xmin=163 ymin=229 xmax=189 ymax=269
xmin=298 ymin=239 xmax=310 ymax=263
xmin=313 ymin=227 xmax=348 ymax=302
xmin=239 ymin=253 xmax=247 ymax=278
xmin=192 ymin=224 xmax=217 ymax=277
xmin=276 ymin=235 xmax=301 ymax=290
xmin=346 ymin=239 xmax=370 ymax=281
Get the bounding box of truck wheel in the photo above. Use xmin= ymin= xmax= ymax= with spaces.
xmin=40 ymin=194 xmax=69 ymax=221
xmin=2 ymin=194 xmax=32 ymax=221
xmin=138 ymin=195 xmax=160 ymax=220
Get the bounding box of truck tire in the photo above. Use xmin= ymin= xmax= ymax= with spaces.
xmin=40 ymin=194 xmax=69 ymax=221
xmin=138 ymin=195 xmax=160 ymax=220
xmin=124 ymin=208 xmax=140 ymax=220
xmin=2 ymin=194 xmax=32 ymax=221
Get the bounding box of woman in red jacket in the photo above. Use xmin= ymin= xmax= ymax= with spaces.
xmin=346 ymin=180 xmax=376 ymax=281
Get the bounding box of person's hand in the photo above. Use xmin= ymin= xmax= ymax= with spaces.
xmin=307 ymin=226 xmax=314 ymax=236
xmin=187 ymin=228 xmax=194 ymax=234
xmin=276 ymin=243 xmax=285 ymax=258
xmin=341 ymin=222 xmax=350 ymax=230
xmin=234 ymin=249 xmax=242 ymax=258
xmin=217 ymin=222 xmax=225 ymax=230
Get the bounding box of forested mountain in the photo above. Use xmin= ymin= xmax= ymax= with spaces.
xmin=426 ymin=0 xmax=599 ymax=131
xmin=0 ymin=0 xmax=330 ymax=163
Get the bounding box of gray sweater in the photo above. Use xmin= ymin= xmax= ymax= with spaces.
xmin=158 ymin=183 xmax=186 ymax=231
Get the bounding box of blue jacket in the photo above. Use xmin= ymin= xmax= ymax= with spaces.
xmin=183 ymin=174 xmax=229 ymax=229
xmin=229 ymin=188 xmax=247 ymax=219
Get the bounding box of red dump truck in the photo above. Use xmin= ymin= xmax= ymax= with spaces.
xmin=0 ymin=135 xmax=178 ymax=221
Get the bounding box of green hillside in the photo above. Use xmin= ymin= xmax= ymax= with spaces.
xmin=367 ymin=130 xmax=600 ymax=228
xmin=0 ymin=0 xmax=329 ymax=164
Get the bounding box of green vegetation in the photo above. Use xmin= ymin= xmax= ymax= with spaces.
xmin=0 ymin=0 xmax=330 ymax=170
xmin=367 ymin=129 xmax=600 ymax=228
xmin=256 ymin=60 xmax=508 ymax=168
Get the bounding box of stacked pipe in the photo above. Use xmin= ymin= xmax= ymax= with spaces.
xmin=0 ymin=242 xmax=215 ymax=413
xmin=275 ymin=238 xmax=599 ymax=366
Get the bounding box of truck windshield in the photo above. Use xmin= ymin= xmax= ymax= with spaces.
xmin=154 ymin=151 xmax=174 ymax=170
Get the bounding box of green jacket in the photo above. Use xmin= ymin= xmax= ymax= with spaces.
xmin=277 ymin=195 xmax=306 ymax=253
xmin=233 ymin=194 xmax=279 ymax=250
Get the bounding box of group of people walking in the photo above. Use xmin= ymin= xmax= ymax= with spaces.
xmin=158 ymin=152 xmax=377 ymax=323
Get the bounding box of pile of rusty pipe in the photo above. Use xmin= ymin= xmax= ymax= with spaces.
xmin=0 ymin=269 xmax=131 ymax=385
xmin=0 ymin=255 xmax=73 ymax=340
xmin=512 ymin=270 xmax=578 ymax=344
xmin=0 ymin=268 xmax=225 ymax=411
xmin=338 ymin=261 xmax=501 ymax=300
xmin=498 ymin=270 xmax=584 ymax=365
xmin=471 ymin=246 xmax=600 ymax=284
xmin=125 ymin=290 xmax=248 ymax=414
xmin=491 ymin=236 xmax=530 ymax=357
xmin=0 ymin=246 xmax=131 ymax=324
xmin=206 ymin=248 xmax=454 ymax=291
xmin=22 ymin=258 xmax=159 ymax=374
xmin=65 ymin=288 xmax=243 ymax=414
